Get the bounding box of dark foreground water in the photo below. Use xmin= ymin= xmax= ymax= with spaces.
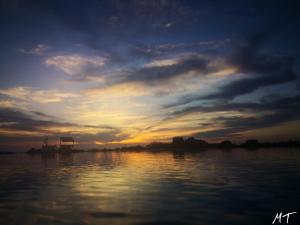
xmin=0 ymin=148 xmax=299 ymax=225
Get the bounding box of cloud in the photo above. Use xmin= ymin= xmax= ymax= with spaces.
xmin=1 ymin=0 xmax=299 ymax=146
xmin=45 ymin=54 xmax=106 ymax=76
xmin=0 ymin=107 xmax=127 ymax=148
xmin=144 ymin=58 xmax=178 ymax=67
xmin=81 ymin=54 xmax=230 ymax=99
xmin=0 ymin=96 xmax=30 ymax=110
xmin=195 ymin=110 xmax=300 ymax=140
xmin=84 ymin=83 xmax=151 ymax=97
xmin=0 ymin=86 xmax=29 ymax=99
xmin=201 ymin=30 xmax=299 ymax=100
xmin=0 ymin=86 xmax=78 ymax=104
xmin=170 ymin=94 xmax=300 ymax=139
xmin=78 ymin=54 xmax=214 ymax=94
xmin=30 ymin=111 xmax=57 ymax=120
xmin=207 ymin=72 xmax=296 ymax=100
xmin=172 ymin=94 xmax=300 ymax=116
xmin=19 ymin=44 xmax=50 ymax=55
xmin=0 ymin=108 xmax=61 ymax=133
xmin=168 ymin=29 xmax=299 ymax=107
xmin=130 ymin=40 xmax=228 ymax=58
xmin=0 ymin=99 xmax=22 ymax=108
xmin=157 ymin=40 xmax=230 ymax=51
xmin=74 ymin=131 xmax=129 ymax=144
xmin=123 ymin=54 xmax=211 ymax=84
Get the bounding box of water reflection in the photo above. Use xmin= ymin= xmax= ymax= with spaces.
xmin=173 ymin=152 xmax=185 ymax=160
xmin=0 ymin=149 xmax=300 ymax=225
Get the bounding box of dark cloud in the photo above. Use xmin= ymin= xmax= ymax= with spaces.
xmin=196 ymin=108 xmax=300 ymax=140
xmin=124 ymin=55 xmax=210 ymax=84
xmin=0 ymin=108 xmax=125 ymax=149
xmin=204 ymin=67 xmax=297 ymax=100
xmin=167 ymin=27 xmax=299 ymax=107
xmin=172 ymin=95 xmax=300 ymax=139
xmin=172 ymin=94 xmax=300 ymax=116
xmin=83 ymin=54 xmax=212 ymax=87
xmin=203 ymin=28 xmax=299 ymax=100
xmin=30 ymin=111 xmax=57 ymax=119
xmin=0 ymin=108 xmax=73 ymax=131
xmin=0 ymin=108 xmax=117 ymax=132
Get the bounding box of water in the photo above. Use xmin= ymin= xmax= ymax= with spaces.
xmin=0 ymin=148 xmax=299 ymax=225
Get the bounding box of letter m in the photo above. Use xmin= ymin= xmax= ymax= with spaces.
xmin=273 ymin=212 xmax=283 ymax=224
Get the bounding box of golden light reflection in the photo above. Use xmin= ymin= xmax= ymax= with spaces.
xmin=71 ymin=151 xmax=209 ymax=213
xmin=69 ymin=149 xmax=217 ymax=224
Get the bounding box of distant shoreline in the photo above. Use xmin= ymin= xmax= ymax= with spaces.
xmin=1 ymin=139 xmax=299 ymax=155
xmin=24 ymin=138 xmax=300 ymax=154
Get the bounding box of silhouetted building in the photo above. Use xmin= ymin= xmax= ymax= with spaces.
xmin=242 ymin=139 xmax=260 ymax=148
xmin=220 ymin=140 xmax=234 ymax=148
xmin=196 ymin=139 xmax=209 ymax=146
xmin=186 ymin=137 xmax=197 ymax=144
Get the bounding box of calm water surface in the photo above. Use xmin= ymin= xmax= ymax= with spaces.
xmin=0 ymin=148 xmax=299 ymax=225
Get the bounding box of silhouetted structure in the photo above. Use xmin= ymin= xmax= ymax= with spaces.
xmin=145 ymin=137 xmax=300 ymax=152
xmin=42 ymin=136 xmax=57 ymax=151
xmin=186 ymin=137 xmax=197 ymax=144
xmin=27 ymin=136 xmax=300 ymax=154
xmin=241 ymin=139 xmax=260 ymax=148
xmin=220 ymin=140 xmax=235 ymax=148
xmin=27 ymin=136 xmax=77 ymax=154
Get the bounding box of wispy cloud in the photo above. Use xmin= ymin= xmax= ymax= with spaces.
xmin=166 ymin=30 xmax=299 ymax=107
xmin=0 ymin=100 xmax=13 ymax=108
xmin=114 ymin=54 xmax=212 ymax=85
xmin=45 ymin=54 xmax=106 ymax=76
xmin=84 ymin=83 xmax=151 ymax=97
xmin=165 ymin=94 xmax=300 ymax=140
xmin=81 ymin=54 xmax=234 ymax=101
xmin=19 ymin=44 xmax=50 ymax=55
xmin=130 ymin=39 xmax=230 ymax=59
xmin=0 ymin=86 xmax=78 ymax=104
xmin=144 ymin=58 xmax=179 ymax=67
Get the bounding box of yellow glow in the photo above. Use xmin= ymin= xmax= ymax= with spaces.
xmin=211 ymin=67 xmax=237 ymax=77
xmin=144 ymin=58 xmax=178 ymax=67
xmin=0 ymin=128 xmax=46 ymax=137
xmin=85 ymin=83 xmax=151 ymax=97
xmin=39 ymin=125 xmax=112 ymax=135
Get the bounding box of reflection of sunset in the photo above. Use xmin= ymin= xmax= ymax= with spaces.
xmin=1 ymin=149 xmax=300 ymax=225
xmin=72 ymin=152 xmax=209 ymax=209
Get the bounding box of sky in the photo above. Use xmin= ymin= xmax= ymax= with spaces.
xmin=0 ymin=0 xmax=300 ymax=150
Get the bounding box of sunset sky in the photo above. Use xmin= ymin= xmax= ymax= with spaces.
xmin=0 ymin=0 xmax=300 ymax=150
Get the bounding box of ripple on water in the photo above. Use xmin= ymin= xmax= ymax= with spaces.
xmin=0 ymin=149 xmax=300 ymax=225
